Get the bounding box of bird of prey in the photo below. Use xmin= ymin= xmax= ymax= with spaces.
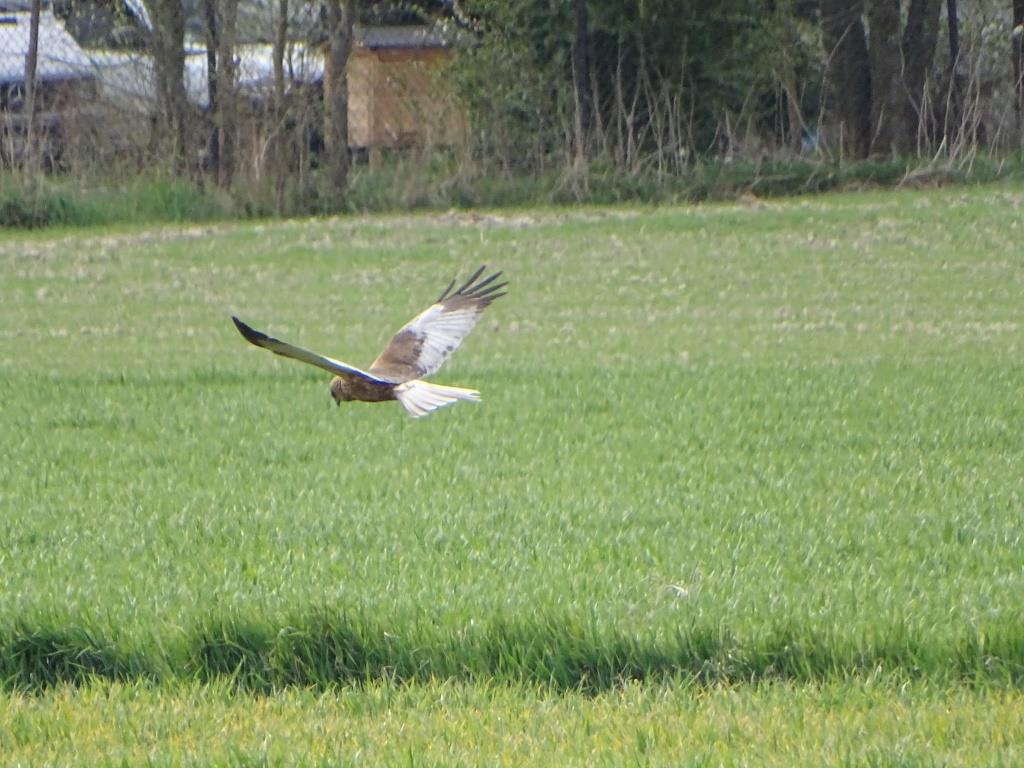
xmin=232 ymin=266 xmax=507 ymax=418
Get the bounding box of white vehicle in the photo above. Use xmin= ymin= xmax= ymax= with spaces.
xmin=0 ymin=0 xmax=97 ymax=162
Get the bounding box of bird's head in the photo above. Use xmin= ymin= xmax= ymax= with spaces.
xmin=329 ymin=376 xmax=352 ymax=406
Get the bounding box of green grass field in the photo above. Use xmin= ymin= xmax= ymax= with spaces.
xmin=1 ymin=186 xmax=1023 ymax=764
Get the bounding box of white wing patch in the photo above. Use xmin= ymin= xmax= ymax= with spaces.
xmin=368 ymin=267 xmax=506 ymax=383
xmin=404 ymin=302 xmax=484 ymax=377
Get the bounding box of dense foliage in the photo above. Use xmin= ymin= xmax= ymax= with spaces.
xmin=452 ymin=0 xmax=1020 ymax=170
xmin=5 ymin=0 xmax=1022 ymax=214
xmin=454 ymin=0 xmax=791 ymax=169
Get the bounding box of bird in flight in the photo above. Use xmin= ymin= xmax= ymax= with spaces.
xmin=232 ymin=266 xmax=507 ymax=418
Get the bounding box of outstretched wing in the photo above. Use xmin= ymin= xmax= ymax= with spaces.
xmin=369 ymin=266 xmax=507 ymax=382
xmin=232 ymin=316 xmax=394 ymax=384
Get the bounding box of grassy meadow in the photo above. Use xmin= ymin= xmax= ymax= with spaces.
xmin=1 ymin=185 xmax=1023 ymax=764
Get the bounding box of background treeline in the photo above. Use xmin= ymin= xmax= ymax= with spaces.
xmin=3 ymin=0 xmax=1023 ymax=224
xmin=460 ymin=0 xmax=1023 ymax=166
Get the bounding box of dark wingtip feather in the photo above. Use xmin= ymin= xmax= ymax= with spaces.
xmin=455 ymin=265 xmax=487 ymax=295
xmin=232 ymin=316 xmax=270 ymax=346
xmin=468 ymin=270 xmax=502 ymax=293
xmin=437 ymin=267 xmax=508 ymax=308
xmin=437 ymin=278 xmax=456 ymax=302
xmin=475 ymin=280 xmax=508 ymax=298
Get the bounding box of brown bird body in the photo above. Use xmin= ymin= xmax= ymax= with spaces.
xmin=329 ymin=374 xmax=395 ymax=403
xmin=233 ymin=266 xmax=507 ymax=417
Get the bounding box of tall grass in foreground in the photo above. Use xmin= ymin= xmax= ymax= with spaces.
xmin=2 ymin=611 xmax=1020 ymax=693
xmin=2 ymin=157 xmax=1019 ymax=228
xmin=0 ymin=174 xmax=234 ymax=229
xmin=1 ymin=678 xmax=1022 ymax=767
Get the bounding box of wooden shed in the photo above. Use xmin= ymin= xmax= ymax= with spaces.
xmin=332 ymin=25 xmax=467 ymax=154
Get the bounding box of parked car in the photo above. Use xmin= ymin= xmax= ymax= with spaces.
xmin=0 ymin=0 xmax=98 ymax=166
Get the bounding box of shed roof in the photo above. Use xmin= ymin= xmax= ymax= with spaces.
xmin=355 ymin=25 xmax=459 ymax=50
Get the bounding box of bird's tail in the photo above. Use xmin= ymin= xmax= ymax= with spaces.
xmin=394 ymin=380 xmax=480 ymax=418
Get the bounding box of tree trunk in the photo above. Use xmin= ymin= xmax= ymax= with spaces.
xmin=866 ymin=0 xmax=904 ymax=156
xmin=821 ymin=0 xmax=871 ymax=159
xmin=776 ymin=3 xmax=805 ymax=151
xmin=273 ymin=0 xmax=287 ymax=109
xmin=149 ymin=0 xmax=189 ymax=172
xmin=946 ymin=0 xmax=964 ymax=143
xmin=23 ymin=0 xmax=41 ymax=169
xmin=272 ymin=0 xmax=289 ymax=211
xmin=215 ymin=0 xmax=239 ymax=188
xmin=323 ymin=0 xmax=355 ymax=208
xmin=571 ymin=0 xmax=592 ymax=164
xmin=204 ymin=0 xmax=220 ymax=175
xmin=1015 ymin=0 xmax=1024 ymax=144
xmin=901 ymin=0 xmax=942 ymax=152
xmin=947 ymin=0 xmax=961 ymax=63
